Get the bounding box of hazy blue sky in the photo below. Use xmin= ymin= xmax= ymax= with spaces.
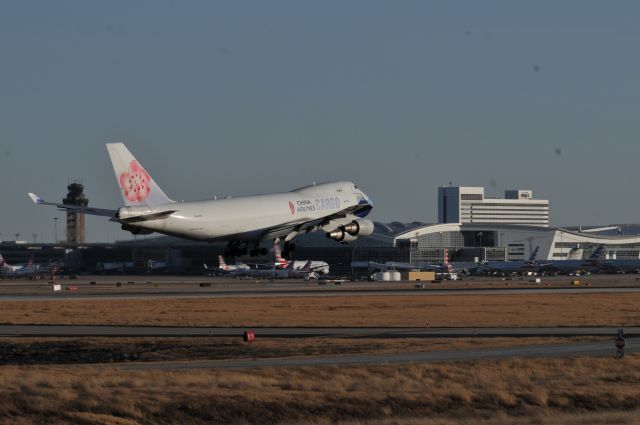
xmin=1 ymin=1 xmax=640 ymax=242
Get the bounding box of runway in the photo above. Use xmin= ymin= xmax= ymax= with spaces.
xmin=119 ymin=337 xmax=637 ymax=370
xmin=0 ymin=324 xmax=636 ymax=338
xmin=1 ymin=285 xmax=639 ymax=301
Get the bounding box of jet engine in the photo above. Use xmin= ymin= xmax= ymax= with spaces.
xmin=339 ymin=233 xmax=358 ymax=243
xmin=121 ymin=224 xmax=154 ymax=235
xmin=327 ymin=229 xmax=358 ymax=243
xmin=342 ymin=219 xmax=375 ymax=236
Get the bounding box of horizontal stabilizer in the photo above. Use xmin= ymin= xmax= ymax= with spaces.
xmin=27 ymin=193 xmax=117 ymax=218
xmin=119 ymin=210 xmax=176 ymax=223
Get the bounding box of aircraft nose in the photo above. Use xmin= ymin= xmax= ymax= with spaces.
xmin=359 ymin=190 xmax=373 ymax=206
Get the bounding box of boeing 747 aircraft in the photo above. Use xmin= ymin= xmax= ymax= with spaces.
xmin=29 ymin=143 xmax=374 ymax=258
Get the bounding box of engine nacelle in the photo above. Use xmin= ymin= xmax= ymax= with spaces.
xmin=326 ymin=229 xmax=359 ymax=243
xmin=121 ymin=224 xmax=154 ymax=235
xmin=116 ymin=206 xmax=156 ymax=221
xmin=343 ymin=219 xmax=375 ymax=236
xmin=339 ymin=233 xmax=358 ymax=243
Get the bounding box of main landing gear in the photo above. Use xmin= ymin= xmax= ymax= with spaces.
xmin=224 ymin=242 xmax=246 ymax=258
xmin=225 ymin=242 xmax=267 ymax=258
xmin=249 ymin=247 xmax=268 ymax=257
xmin=282 ymin=242 xmax=296 ymax=260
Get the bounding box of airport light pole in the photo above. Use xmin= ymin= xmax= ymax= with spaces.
xmin=53 ymin=217 xmax=59 ymax=244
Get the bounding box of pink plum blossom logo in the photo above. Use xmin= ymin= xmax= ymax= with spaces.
xmin=289 ymin=201 xmax=295 ymax=214
xmin=119 ymin=160 xmax=151 ymax=203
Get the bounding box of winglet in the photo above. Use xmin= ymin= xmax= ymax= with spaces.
xmin=28 ymin=193 xmax=44 ymax=204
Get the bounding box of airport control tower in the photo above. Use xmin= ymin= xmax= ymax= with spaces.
xmin=62 ymin=182 xmax=88 ymax=244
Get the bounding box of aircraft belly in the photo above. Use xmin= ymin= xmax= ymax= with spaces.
xmin=132 ymin=194 xmax=331 ymax=242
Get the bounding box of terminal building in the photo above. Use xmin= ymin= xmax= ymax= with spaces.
xmin=391 ymin=185 xmax=636 ymax=263
xmin=392 ymin=223 xmax=640 ymax=264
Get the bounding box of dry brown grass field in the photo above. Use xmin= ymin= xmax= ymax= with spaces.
xmin=0 ymin=292 xmax=638 ymax=327
xmin=0 ymin=355 xmax=638 ymax=424
xmin=0 ymin=336 xmax=604 ymax=365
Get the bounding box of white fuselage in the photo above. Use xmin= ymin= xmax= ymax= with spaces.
xmin=119 ymin=181 xmax=372 ymax=242
xmin=31 ymin=144 xmax=375 ymax=249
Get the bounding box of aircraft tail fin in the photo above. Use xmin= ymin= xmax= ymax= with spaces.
xmin=529 ymin=246 xmax=540 ymax=261
xmin=301 ymin=260 xmax=312 ymax=273
xmin=443 ymin=248 xmax=453 ymax=272
xmin=590 ymin=244 xmax=606 ymax=260
xmin=567 ymin=248 xmax=584 ymax=260
xmin=273 ymin=242 xmax=289 ymax=268
xmin=106 ymin=143 xmax=174 ymax=207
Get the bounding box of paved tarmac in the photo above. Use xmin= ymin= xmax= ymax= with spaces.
xmin=1 ymin=286 xmax=639 ymax=301
xmin=0 ymin=324 xmax=636 ymax=338
xmin=119 ymin=337 xmax=637 ymax=370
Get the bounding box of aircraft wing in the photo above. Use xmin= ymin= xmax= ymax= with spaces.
xmin=260 ymin=219 xmax=311 ymax=240
xmin=259 ymin=210 xmax=363 ymax=241
xmin=28 ymin=193 xmax=117 ymax=218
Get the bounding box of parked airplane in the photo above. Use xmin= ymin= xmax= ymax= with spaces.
xmin=0 ymin=255 xmax=12 ymax=273
xmin=537 ymin=245 xmax=605 ymax=274
xmin=380 ymin=248 xmax=468 ymax=274
xmin=204 ymin=256 xmax=251 ymax=275
xmin=0 ymin=255 xmax=35 ymax=276
xmin=598 ymin=257 xmax=640 ymax=274
xmin=273 ymin=243 xmax=329 ymax=274
xmin=477 ymin=247 xmax=541 ymax=275
xmin=223 ymin=266 xmax=284 ymax=279
xmin=29 ymin=143 xmax=374 ymax=259
xmin=274 ymin=260 xmax=319 ymax=279
xmin=37 ymin=261 xmax=63 ymax=275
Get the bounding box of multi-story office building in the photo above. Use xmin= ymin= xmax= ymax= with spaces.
xmin=438 ymin=186 xmax=549 ymax=227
